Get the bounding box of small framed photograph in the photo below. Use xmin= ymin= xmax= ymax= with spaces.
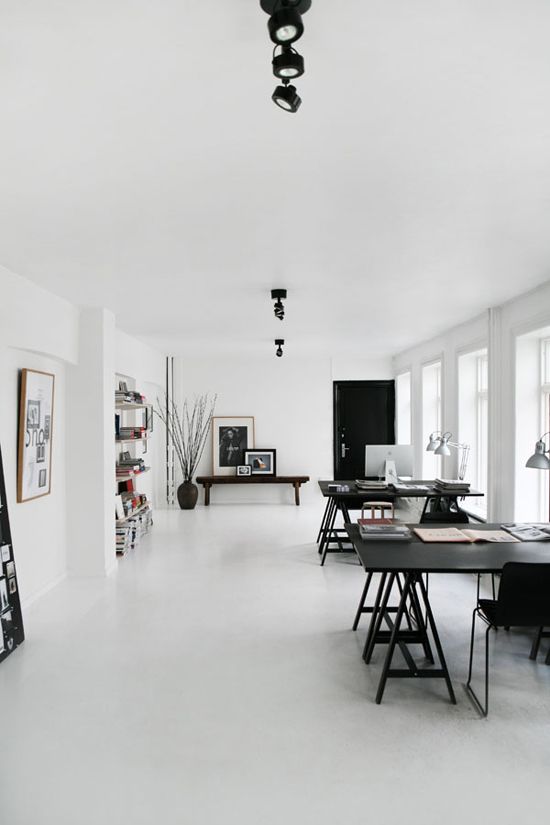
xmin=212 ymin=417 xmax=255 ymax=476
xmin=237 ymin=465 xmax=252 ymax=477
xmin=244 ymin=450 xmax=277 ymax=477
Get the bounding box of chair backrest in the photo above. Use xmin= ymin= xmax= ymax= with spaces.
xmin=496 ymin=563 xmax=550 ymax=627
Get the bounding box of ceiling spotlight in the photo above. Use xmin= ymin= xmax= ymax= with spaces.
xmin=275 ymin=339 xmax=285 ymax=357
xmin=268 ymin=8 xmax=304 ymax=44
xmin=271 ymin=289 xmax=287 ymax=320
xmin=272 ymin=83 xmax=301 ymax=112
xmin=272 ymin=45 xmax=304 ymax=79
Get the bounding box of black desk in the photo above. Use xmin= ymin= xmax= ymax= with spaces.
xmin=345 ymin=523 xmax=550 ymax=705
xmin=317 ymin=480 xmax=482 ymax=565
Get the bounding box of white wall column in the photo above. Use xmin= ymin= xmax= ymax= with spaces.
xmin=67 ymin=308 xmax=116 ymax=576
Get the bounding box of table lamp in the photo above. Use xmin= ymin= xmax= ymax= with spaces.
xmin=526 ymin=433 xmax=550 ymax=521
xmin=525 ymin=434 xmax=550 ymax=470
xmin=426 ymin=431 xmax=470 ymax=480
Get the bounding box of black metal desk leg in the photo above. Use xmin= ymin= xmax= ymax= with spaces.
xmin=375 ymin=574 xmax=412 ymax=704
xmin=352 ymin=572 xmax=373 ymax=631
xmin=317 ymin=498 xmax=331 ymax=544
xmin=320 ymin=500 xmax=338 ymax=566
xmin=365 ymin=573 xmax=396 ymax=664
xmin=417 ymin=575 xmax=456 ymax=704
xmin=362 ymin=573 xmax=387 ymax=662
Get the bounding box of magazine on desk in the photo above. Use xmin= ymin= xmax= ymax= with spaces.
xmin=414 ymin=528 xmax=519 ymax=544
xmin=501 ymin=523 xmax=550 ymax=541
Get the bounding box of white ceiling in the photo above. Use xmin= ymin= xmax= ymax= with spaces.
xmin=1 ymin=1 xmax=550 ymax=357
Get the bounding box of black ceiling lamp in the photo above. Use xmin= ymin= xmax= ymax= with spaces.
xmin=272 ymin=45 xmax=304 ymax=79
xmin=260 ymin=0 xmax=311 ymax=112
xmin=275 ymin=339 xmax=285 ymax=358
xmin=272 ymin=83 xmax=301 ymax=113
xmin=271 ymin=289 xmax=287 ymax=320
xmin=268 ymin=8 xmax=304 ymax=45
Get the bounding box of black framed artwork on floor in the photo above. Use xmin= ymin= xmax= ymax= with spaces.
xmin=0 ymin=445 xmax=25 ymax=664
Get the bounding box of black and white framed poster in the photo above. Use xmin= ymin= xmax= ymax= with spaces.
xmin=0 ymin=445 xmax=25 ymax=664
xmin=212 ymin=417 xmax=255 ymax=476
xmin=17 ymin=369 xmax=55 ymax=502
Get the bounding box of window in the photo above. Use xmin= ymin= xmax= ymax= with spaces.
xmin=396 ymin=371 xmax=411 ymax=445
xmin=422 ymin=361 xmax=442 ymax=478
xmin=515 ymin=326 xmax=550 ymax=521
xmin=458 ymin=348 xmax=488 ymax=518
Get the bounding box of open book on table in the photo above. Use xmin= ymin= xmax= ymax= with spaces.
xmin=413 ymin=527 xmax=520 ymax=544
xmin=501 ymin=523 xmax=550 ymax=541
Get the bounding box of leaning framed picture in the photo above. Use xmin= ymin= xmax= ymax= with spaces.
xmin=244 ymin=449 xmax=277 ymax=477
xmin=17 ymin=369 xmax=55 ymax=502
xmin=212 ymin=417 xmax=255 ymax=476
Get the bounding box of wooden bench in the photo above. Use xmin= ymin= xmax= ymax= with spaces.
xmin=196 ymin=475 xmax=310 ymax=506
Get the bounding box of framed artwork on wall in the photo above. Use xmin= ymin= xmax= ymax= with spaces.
xmin=17 ymin=369 xmax=55 ymax=502
xmin=212 ymin=417 xmax=255 ymax=476
xmin=244 ymin=449 xmax=277 ymax=477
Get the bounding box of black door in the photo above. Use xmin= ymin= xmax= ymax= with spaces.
xmin=333 ymin=381 xmax=395 ymax=479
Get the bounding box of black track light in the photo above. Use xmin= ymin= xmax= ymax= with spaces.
xmin=271 ymin=289 xmax=287 ymax=320
xmin=272 ymin=83 xmax=301 ymax=112
xmin=268 ymin=8 xmax=304 ymax=45
xmin=272 ymin=45 xmax=304 ymax=79
xmin=275 ymin=339 xmax=285 ymax=358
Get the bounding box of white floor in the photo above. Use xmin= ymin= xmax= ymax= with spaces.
xmin=2 ymin=503 xmax=550 ymax=825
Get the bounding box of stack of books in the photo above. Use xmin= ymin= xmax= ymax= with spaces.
xmin=357 ymin=519 xmax=412 ymax=541
xmin=116 ymin=506 xmax=153 ymax=554
xmin=434 ymin=478 xmax=471 ymax=494
xmin=116 ymin=456 xmax=147 ymax=478
xmin=117 ymin=426 xmax=147 ymax=441
xmin=355 ymin=479 xmax=389 ymax=491
xmin=116 ymin=390 xmax=146 ymax=405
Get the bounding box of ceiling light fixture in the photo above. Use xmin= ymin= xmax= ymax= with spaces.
xmin=271 ymin=289 xmax=287 ymax=320
xmin=272 ymin=82 xmax=301 ymax=112
xmin=272 ymin=45 xmax=304 ymax=79
xmin=268 ymin=8 xmax=304 ymax=44
xmin=260 ymin=1 xmax=311 ymax=111
xmin=275 ymin=339 xmax=285 ymax=358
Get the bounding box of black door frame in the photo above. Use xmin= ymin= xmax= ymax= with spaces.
xmin=333 ymin=380 xmax=396 ymax=479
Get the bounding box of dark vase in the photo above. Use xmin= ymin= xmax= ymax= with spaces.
xmin=177 ymin=481 xmax=198 ymax=510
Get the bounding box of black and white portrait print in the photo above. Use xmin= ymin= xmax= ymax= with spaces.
xmin=219 ymin=427 xmax=247 ymax=467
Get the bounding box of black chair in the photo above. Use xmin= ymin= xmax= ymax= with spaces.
xmin=466 ymin=562 xmax=550 ymax=716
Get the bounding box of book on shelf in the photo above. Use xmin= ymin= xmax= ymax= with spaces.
xmin=118 ymin=426 xmax=146 ymax=438
xmin=115 ymin=390 xmax=147 ymax=405
xmin=413 ymin=527 xmax=519 ymax=543
xmin=501 ymin=523 xmax=550 ymax=542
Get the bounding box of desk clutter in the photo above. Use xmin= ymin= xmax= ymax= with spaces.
xmin=358 ymin=520 xmax=412 ymax=541
xmin=434 ymin=478 xmax=471 ymax=494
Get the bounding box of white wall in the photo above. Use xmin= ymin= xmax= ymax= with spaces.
xmin=393 ymin=277 xmax=550 ymax=522
xmin=393 ymin=313 xmax=487 ymax=480
xmin=0 ymin=264 xmax=79 ymax=604
xmin=173 ymin=355 xmax=391 ymax=505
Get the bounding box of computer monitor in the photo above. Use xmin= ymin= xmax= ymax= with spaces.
xmin=364 ymin=445 xmax=414 ymax=481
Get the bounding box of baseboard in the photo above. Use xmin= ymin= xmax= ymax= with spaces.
xmin=21 ymin=572 xmax=67 ymax=610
